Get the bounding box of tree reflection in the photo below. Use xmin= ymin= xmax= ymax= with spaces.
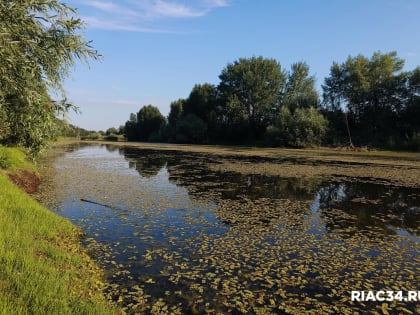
xmin=104 ymin=144 xmax=119 ymax=153
xmin=315 ymin=181 xmax=419 ymax=237
xmin=121 ymin=148 xmax=167 ymax=178
xmin=117 ymin=147 xmax=419 ymax=237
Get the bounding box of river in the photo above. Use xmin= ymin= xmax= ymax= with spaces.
xmin=35 ymin=143 xmax=419 ymax=314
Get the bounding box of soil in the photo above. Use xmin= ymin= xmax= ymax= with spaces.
xmin=8 ymin=169 xmax=40 ymax=193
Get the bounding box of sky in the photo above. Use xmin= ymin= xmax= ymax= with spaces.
xmin=62 ymin=0 xmax=420 ymax=131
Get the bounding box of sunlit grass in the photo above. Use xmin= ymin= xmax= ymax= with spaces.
xmin=0 ymin=145 xmax=117 ymax=315
xmin=0 ymin=146 xmax=36 ymax=171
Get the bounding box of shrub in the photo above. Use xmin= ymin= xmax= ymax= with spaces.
xmin=80 ymin=132 xmax=100 ymax=140
xmin=273 ymin=107 xmax=328 ymax=147
xmin=0 ymin=151 xmax=9 ymax=169
xmin=103 ymin=134 xmax=118 ymax=141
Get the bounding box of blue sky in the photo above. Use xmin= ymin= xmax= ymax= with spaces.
xmin=63 ymin=0 xmax=420 ymax=131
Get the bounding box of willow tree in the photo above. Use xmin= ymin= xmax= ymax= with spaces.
xmin=0 ymin=0 xmax=100 ymax=153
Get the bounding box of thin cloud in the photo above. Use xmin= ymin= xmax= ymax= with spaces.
xmin=85 ymin=1 xmax=139 ymax=17
xmin=152 ymin=1 xmax=205 ymax=18
xmin=78 ymin=0 xmax=230 ymax=32
xmin=82 ymin=16 xmax=169 ymax=33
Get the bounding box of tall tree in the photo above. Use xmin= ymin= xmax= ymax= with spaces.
xmin=124 ymin=113 xmax=138 ymax=141
xmin=0 ymin=0 xmax=99 ymax=153
xmin=136 ymin=105 xmax=167 ymax=141
xmin=282 ymin=62 xmax=319 ymax=112
xmin=183 ymin=83 xmax=218 ymax=121
xmin=218 ymin=56 xmax=286 ymax=141
xmin=322 ymin=51 xmax=410 ymax=146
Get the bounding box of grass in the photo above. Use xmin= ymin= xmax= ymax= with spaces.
xmin=0 ymin=146 xmax=35 ymax=171
xmin=0 ymin=146 xmax=117 ymax=315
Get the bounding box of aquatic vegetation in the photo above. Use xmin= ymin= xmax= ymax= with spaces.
xmin=35 ymin=143 xmax=420 ymax=314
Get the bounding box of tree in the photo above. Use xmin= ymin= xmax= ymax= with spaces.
xmin=166 ymin=99 xmax=184 ymax=142
xmin=322 ymin=51 xmax=410 ymax=146
xmin=105 ymin=127 xmax=118 ymax=135
xmin=282 ymin=62 xmax=319 ymax=112
xmin=218 ymin=56 xmax=286 ymax=141
xmin=266 ymin=107 xmax=327 ymax=147
xmin=124 ymin=113 xmax=138 ymax=141
xmin=0 ymin=0 xmax=100 ymax=153
xmin=168 ymin=99 xmax=184 ymax=127
xmin=175 ymin=114 xmax=208 ymax=144
xmin=183 ymin=83 xmax=218 ymax=121
xmin=136 ymin=105 xmax=167 ymax=141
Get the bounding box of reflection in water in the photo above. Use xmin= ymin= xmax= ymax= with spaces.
xmin=120 ymin=146 xmax=419 ymax=238
xmin=315 ymin=182 xmax=419 ymax=237
xmin=36 ymin=144 xmax=419 ymax=314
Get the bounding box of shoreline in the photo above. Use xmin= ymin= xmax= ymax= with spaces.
xmin=0 ymin=145 xmax=117 ymax=315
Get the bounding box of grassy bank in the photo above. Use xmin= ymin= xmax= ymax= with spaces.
xmin=0 ymin=146 xmax=117 ymax=315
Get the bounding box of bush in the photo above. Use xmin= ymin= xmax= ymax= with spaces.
xmin=80 ymin=132 xmax=100 ymax=140
xmin=176 ymin=114 xmax=208 ymax=144
xmin=263 ymin=125 xmax=284 ymax=146
xmin=272 ymin=107 xmax=328 ymax=147
xmin=103 ymin=134 xmax=118 ymax=141
xmin=0 ymin=150 xmax=9 ymax=169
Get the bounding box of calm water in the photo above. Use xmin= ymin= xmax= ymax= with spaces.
xmin=38 ymin=144 xmax=419 ymax=314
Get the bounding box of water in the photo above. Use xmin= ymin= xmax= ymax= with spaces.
xmin=37 ymin=144 xmax=419 ymax=314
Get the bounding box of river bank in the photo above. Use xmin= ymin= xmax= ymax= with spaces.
xmin=0 ymin=145 xmax=117 ymax=315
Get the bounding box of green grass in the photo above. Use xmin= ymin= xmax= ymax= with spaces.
xmin=0 ymin=146 xmax=36 ymax=171
xmin=0 ymin=146 xmax=117 ymax=315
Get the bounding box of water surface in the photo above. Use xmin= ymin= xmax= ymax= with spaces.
xmin=37 ymin=144 xmax=419 ymax=314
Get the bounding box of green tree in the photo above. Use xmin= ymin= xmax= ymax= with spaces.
xmin=269 ymin=107 xmax=327 ymax=147
xmin=400 ymin=67 xmax=420 ymax=149
xmin=168 ymin=99 xmax=184 ymax=126
xmin=282 ymin=62 xmax=319 ymax=112
xmin=183 ymin=83 xmax=218 ymax=121
xmin=166 ymin=99 xmax=184 ymax=142
xmin=136 ymin=105 xmax=167 ymax=141
xmin=218 ymin=56 xmax=286 ymax=141
xmin=105 ymin=127 xmax=118 ymax=135
xmin=175 ymin=114 xmax=208 ymax=144
xmin=322 ymin=51 xmax=411 ymax=147
xmin=124 ymin=113 xmax=138 ymax=141
xmin=0 ymin=0 xmax=99 ymax=153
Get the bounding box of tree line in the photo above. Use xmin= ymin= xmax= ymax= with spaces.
xmin=122 ymin=53 xmax=419 ymax=150
xmin=0 ymin=1 xmax=418 ymax=152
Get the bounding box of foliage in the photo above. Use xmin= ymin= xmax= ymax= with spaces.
xmin=120 ymin=52 xmax=418 ymax=151
xmin=80 ymin=132 xmax=100 ymax=140
xmin=105 ymin=127 xmax=118 ymax=136
xmin=218 ymin=56 xmax=286 ymax=140
xmin=125 ymin=105 xmax=167 ymax=141
xmin=0 ymin=0 xmax=99 ymax=154
xmin=166 ymin=99 xmax=184 ymax=142
xmin=322 ymin=51 xmax=419 ymax=148
xmin=103 ymin=134 xmax=119 ymax=141
xmin=267 ymin=107 xmax=328 ymax=147
xmin=282 ymin=62 xmax=319 ymax=111
xmin=175 ymin=114 xmax=208 ymax=144
xmin=0 ymin=145 xmax=36 ymax=171
xmin=183 ymin=83 xmax=218 ymax=121
xmin=124 ymin=113 xmax=139 ymax=141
